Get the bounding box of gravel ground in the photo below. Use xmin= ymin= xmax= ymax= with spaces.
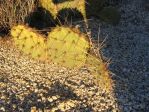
xmin=0 ymin=0 xmax=149 ymax=112
xmin=86 ymin=0 xmax=149 ymax=111
xmin=0 ymin=39 xmax=118 ymax=112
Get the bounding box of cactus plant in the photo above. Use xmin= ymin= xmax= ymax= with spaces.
xmin=39 ymin=0 xmax=87 ymax=24
xmin=47 ymin=26 xmax=90 ymax=68
xmin=39 ymin=0 xmax=120 ymax=25
xmin=11 ymin=24 xmax=113 ymax=92
xmin=86 ymin=54 xmax=113 ymax=92
xmin=10 ymin=25 xmax=47 ymax=60
xmin=11 ymin=25 xmax=90 ymax=68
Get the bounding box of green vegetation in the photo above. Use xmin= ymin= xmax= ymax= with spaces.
xmin=2 ymin=0 xmax=118 ymax=92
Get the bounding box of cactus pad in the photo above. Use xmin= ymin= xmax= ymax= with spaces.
xmin=11 ymin=25 xmax=47 ymax=60
xmin=47 ymin=26 xmax=90 ymax=68
xmin=11 ymin=25 xmax=90 ymax=68
xmin=86 ymin=55 xmax=113 ymax=92
xmin=39 ymin=0 xmax=87 ymax=24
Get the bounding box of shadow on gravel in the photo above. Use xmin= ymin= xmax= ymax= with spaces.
xmin=88 ymin=22 xmax=149 ymax=111
xmin=86 ymin=2 xmax=149 ymax=110
xmin=0 ymin=75 xmax=93 ymax=112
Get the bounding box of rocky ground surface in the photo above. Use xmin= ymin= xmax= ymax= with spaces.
xmin=0 ymin=0 xmax=149 ymax=112
xmin=86 ymin=0 xmax=149 ymax=111
xmin=0 ymin=39 xmax=118 ymax=112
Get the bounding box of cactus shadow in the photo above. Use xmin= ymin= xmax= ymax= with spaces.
xmin=0 ymin=28 xmax=10 ymax=37
xmin=25 ymin=7 xmax=57 ymax=31
xmin=25 ymin=7 xmax=85 ymax=31
xmin=0 ymin=73 xmax=93 ymax=112
xmin=57 ymin=8 xmax=85 ymax=24
xmin=52 ymin=0 xmax=72 ymax=4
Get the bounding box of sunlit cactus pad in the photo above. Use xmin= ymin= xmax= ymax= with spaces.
xmin=11 ymin=25 xmax=90 ymax=68
xmin=11 ymin=25 xmax=47 ymax=60
xmin=47 ymin=26 xmax=90 ymax=68
xmin=39 ymin=0 xmax=87 ymax=23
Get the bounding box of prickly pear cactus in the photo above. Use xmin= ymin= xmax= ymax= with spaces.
xmin=11 ymin=25 xmax=90 ymax=68
xmin=10 ymin=25 xmax=47 ymax=60
xmin=47 ymin=26 xmax=90 ymax=68
xmin=39 ymin=0 xmax=87 ymax=24
xmin=86 ymin=55 xmax=113 ymax=92
xmin=11 ymin=25 xmax=113 ymax=92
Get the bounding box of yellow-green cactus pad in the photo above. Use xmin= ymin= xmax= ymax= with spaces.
xmin=40 ymin=0 xmax=57 ymax=18
xmin=47 ymin=26 xmax=90 ymax=68
xmin=11 ymin=25 xmax=47 ymax=60
xmin=86 ymin=55 xmax=113 ymax=92
xmin=11 ymin=25 xmax=90 ymax=68
xmin=58 ymin=0 xmax=86 ymax=22
xmin=40 ymin=0 xmax=87 ymax=23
